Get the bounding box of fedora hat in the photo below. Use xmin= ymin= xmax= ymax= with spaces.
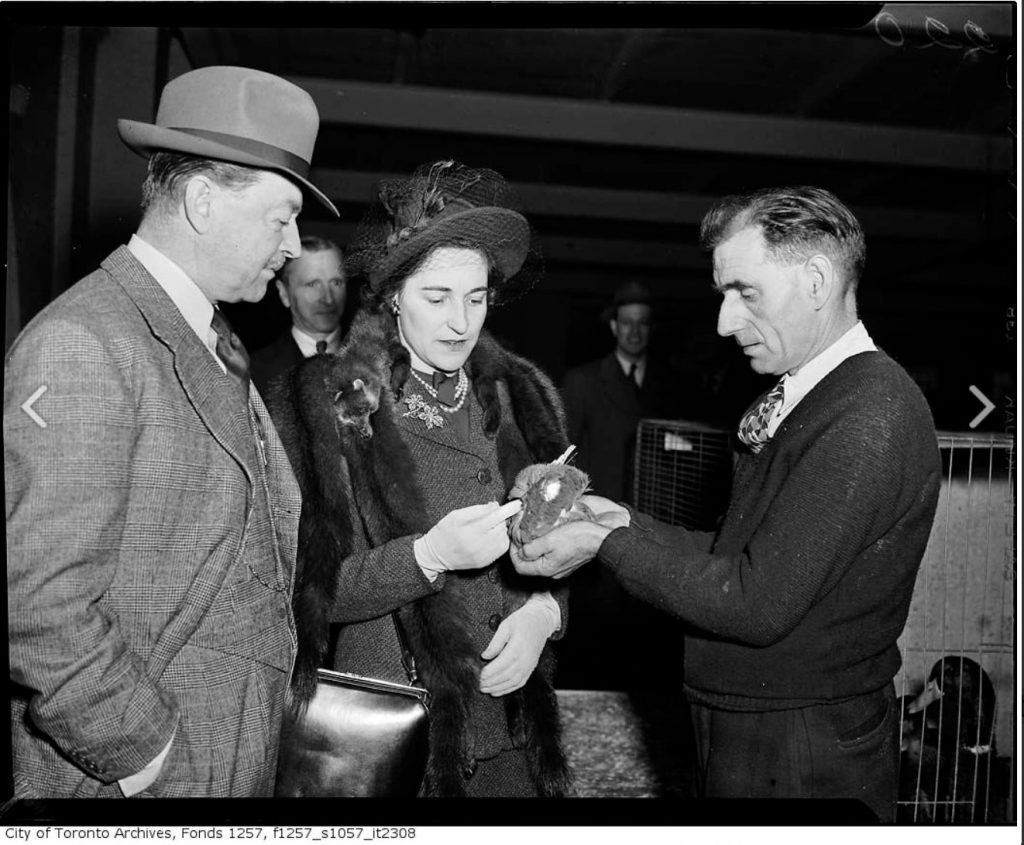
xmin=601 ymin=281 xmax=652 ymax=322
xmin=118 ymin=66 xmax=338 ymax=217
xmin=346 ymin=160 xmax=540 ymax=305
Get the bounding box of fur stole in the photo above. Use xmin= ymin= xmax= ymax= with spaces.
xmin=266 ymin=308 xmax=573 ymax=797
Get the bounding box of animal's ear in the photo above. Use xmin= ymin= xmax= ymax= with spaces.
xmin=390 ymin=348 xmax=411 ymax=395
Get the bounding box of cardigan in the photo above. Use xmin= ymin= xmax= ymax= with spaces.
xmin=599 ymin=350 xmax=941 ymax=710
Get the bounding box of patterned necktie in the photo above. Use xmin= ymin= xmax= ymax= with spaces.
xmin=628 ymin=363 xmax=639 ymax=390
xmin=210 ymin=309 xmax=250 ymax=401
xmin=737 ymin=380 xmax=785 ymax=453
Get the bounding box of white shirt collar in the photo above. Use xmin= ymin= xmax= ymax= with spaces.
xmin=291 ymin=325 xmax=342 ymax=357
xmin=615 ymin=351 xmax=646 ymax=387
xmin=769 ymin=321 xmax=877 ymax=434
xmin=127 ymin=234 xmax=220 ymax=365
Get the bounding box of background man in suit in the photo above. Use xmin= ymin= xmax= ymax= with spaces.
xmin=513 ymin=187 xmax=941 ymax=820
xmin=5 ymin=66 xmax=337 ymax=799
xmin=562 ymin=280 xmax=684 ymax=505
xmin=557 ymin=281 xmax=687 ymax=690
xmin=250 ymin=236 xmax=348 ymax=395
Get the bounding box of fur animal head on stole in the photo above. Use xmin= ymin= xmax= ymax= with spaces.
xmin=317 ymin=307 xmax=410 ymax=440
xmin=321 ymin=355 xmax=382 ymax=439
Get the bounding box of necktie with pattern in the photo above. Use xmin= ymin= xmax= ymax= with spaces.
xmin=737 ymin=380 xmax=785 ymax=453
xmin=628 ymin=363 xmax=639 ymax=390
xmin=210 ymin=309 xmax=251 ymax=401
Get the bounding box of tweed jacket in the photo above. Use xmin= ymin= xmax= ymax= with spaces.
xmin=562 ymin=353 xmax=685 ymax=503
xmin=268 ymin=325 xmax=572 ymax=796
xmin=250 ymin=330 xmax=305 ymax=397
xmin=4 ymin=246 xmax=301 ymax=799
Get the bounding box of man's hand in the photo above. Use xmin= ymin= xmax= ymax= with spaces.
xmin=579 ymin=495 xmax=630 ymax=528
xmin=509 ymin=520 xmax=612 ymax=579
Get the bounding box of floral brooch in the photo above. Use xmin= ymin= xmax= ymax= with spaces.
xmin=401 ymin=393 xmax=445 ymax=429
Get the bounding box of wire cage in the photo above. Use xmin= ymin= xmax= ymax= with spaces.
xmin=632 ymin=421 xmax=1016 ymax=823
xmin=896 ymin=432 xmax=1016 ymax=824
xmin=633 ymin=418 xmax=733 ymax=531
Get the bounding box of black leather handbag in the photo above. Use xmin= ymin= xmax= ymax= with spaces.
xmin=275 ymin=613 xmax=431 ymax=797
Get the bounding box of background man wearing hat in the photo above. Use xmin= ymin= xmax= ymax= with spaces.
xmin=250 ymin=235 xmax=349 ymax=395
xmin=562 ymin=280 xmax=686 ymax=505
xmin=557 ymin=280 xmax=687 ymax=690
xmin=5 ymin=66 xmax=337 ymax=799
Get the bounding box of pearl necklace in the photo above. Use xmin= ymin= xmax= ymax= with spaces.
xmin=409 ymin=368 xmax=469 ymax=414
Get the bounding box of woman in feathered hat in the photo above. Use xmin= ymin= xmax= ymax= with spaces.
xmin=269 ymin=161 xmax=573 ymax=797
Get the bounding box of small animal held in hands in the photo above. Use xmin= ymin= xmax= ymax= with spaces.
xmin=507 ymin=455 xmax=594 ymax=550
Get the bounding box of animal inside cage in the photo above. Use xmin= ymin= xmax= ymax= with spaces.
xmin=632 ymin=422 xmax=1016 ymax=823
xmin=896 ymin=432 xmax=1016 ymax=824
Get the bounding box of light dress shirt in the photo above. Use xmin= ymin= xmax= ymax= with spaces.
xmin=615 ymin=351 xmax=646 ymax=388
xmin=291 ymin=325 xmax=342 ymax=357
xmin=128 ymin=234 xmax=225 ymax=374
xmin=767 ymin=320 xmax=878 ymax=437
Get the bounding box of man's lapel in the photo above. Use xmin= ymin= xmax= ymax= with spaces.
xmin=102 ymin=246 xmax=255 ymax=478
xmin=598 ymin=353 xmax=639 ymax=415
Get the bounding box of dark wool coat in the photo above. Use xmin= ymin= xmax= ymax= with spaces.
xmin=561 ymin=353 xmax=686 ymax=503
xmin=266 ymin=315 xmax=573 ymax=797
xmin=250 ymin=330 xmax=305 ymax=397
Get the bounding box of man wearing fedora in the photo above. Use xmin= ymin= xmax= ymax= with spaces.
xmin=562 ymin=281 xmax=686 ymax=506
xmin=5 ymin=66 xmax=337 ymax=799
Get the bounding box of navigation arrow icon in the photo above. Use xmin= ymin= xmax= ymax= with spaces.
xmin=968 ymin=385 xmax=995 ymax=429
xmin=21 ymin=385 xmax=48 ymax=428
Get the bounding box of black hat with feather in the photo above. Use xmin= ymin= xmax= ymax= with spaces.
xmin=346 ymin=160 xmax=539 ymax=304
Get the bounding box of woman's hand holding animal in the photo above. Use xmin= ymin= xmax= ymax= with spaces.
xmin=479 ymin=594 xmax=558 ymax=696
xmin=418 ymin=500 xmax=522 ymax=572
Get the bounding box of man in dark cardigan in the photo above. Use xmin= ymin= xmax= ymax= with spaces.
xmin=512 ymin=186 xmax=941 ymax=821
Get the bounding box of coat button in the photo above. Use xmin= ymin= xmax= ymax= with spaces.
xmin=476 ymin=468 xmax=492 ymax=485
xmin=488 ymin=613 xmax=502 ymax=631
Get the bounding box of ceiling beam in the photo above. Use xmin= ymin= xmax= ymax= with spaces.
xmin=306 ymin=219 xmax=707 ymax=270
xmin=310 ymin=168 xmax=986 ymax=242
xmin=293 ymin=77 xmax=1011 ymax=173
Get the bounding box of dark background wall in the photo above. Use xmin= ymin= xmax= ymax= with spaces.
xmin=5 ymin=6 xmax=1018 ymax=433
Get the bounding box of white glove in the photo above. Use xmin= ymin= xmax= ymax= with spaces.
xmin=415 ymin=500 xmax=522 ymax=573
xmin=479 ymin=593 xmax=559 ymax=697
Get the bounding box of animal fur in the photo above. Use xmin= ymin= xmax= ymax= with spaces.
xmin=266 ymin=307 xmax=573 ymax=797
